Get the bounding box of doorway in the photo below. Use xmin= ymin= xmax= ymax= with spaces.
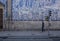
xmin=0 ymin=8 xmax=3 ymax=30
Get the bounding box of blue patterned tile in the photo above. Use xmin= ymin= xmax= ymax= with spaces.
xmin=1 ymin=0 xmax=60 ymax=21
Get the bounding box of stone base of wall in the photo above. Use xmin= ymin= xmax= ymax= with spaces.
xmin=3 ymin=21 xmax=60 ymax=31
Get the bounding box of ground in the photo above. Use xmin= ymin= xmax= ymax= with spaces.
xmin=0 ymin=31 xmax=60 ymax=41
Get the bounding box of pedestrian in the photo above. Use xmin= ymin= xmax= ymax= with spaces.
xmin=42 ymin=21 xmax=44 ymax=32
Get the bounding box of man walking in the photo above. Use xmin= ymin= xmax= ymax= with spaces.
xmin=42 ymin=21 xmax=44 ymax=32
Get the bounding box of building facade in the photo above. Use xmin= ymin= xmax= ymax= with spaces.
xmin=0 ymin=0 xmax=60 ymax=31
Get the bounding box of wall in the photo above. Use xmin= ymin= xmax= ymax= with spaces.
xmin=12 ymin=0 xmax=60 ymax=21
xmin=4 ymin=21 xmax=60 ymax=31
xmin=0 ymin=0 xmax=60 ymax=31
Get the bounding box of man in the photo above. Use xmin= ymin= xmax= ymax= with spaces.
xmin=42 ymin=21 xmax=44 ymax=32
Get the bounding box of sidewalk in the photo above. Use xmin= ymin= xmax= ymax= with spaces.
xmin=0 ymin=31 xmax=60 ymax=38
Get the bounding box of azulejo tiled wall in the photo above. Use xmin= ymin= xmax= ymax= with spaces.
xmin=0 ymin=0 xmax=60 ymax=21
xmin=0 ymin=0 xmax=6 ymax=4
xmin=12 ymin=0 xmax=60 ymax=21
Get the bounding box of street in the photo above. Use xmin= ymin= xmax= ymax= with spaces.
xmin=0 ymin=31 xmax=60 ymax=41
xmin=0 ymin=37 xmax=60 ymax=41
